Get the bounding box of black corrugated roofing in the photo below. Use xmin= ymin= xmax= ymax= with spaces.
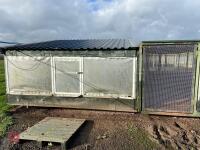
xmin=142 ymin=40 xmax=200 ymax=45
xmin=2 ymin=39 xmax=137 ymax=51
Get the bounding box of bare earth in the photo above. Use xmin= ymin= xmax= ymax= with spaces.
xmin=1 ymin=107 xmax=200 ymax=150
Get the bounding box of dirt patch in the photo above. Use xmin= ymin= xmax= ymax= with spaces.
xmin=1 ymin=107 xmax=200 ymax=149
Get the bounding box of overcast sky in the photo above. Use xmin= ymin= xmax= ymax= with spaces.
xmin=0 ymin=0 xmax=200 ymax=44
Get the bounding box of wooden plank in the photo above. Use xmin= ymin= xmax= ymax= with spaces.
xmin=19 ymin=117 xmax=85 ymax=144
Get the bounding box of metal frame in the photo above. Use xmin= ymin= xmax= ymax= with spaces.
xmin=135 ymin=44 xmax=143 ymax=112
xmin=4 ymin=55 xmax=10 ymax=94
xmin=132 ymin=57 xmax=137 ymax=99
xmin=190 ymin=44 xmax=199 ymax=114
xmin=142 ymin=42 xmax=200 ymax=117
xmin=192 ymin=43 xmax=200 ymax=116
xmin=52 ymin=57 xmax=83 ymax=97
xmin=141 ymin=42 xmax=199 ymax=116
xmin=51 ymin=56 xmax=55 ymax=95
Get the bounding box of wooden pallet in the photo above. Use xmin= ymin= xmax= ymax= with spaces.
xmin=19 ymin=117 xmax=85 ymax=150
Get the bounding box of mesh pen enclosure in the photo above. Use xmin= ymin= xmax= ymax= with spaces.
xmin=142 ymin=44 xmax=196 ymax=113
xmin=6 ymin=40 xmax=200 ymax=115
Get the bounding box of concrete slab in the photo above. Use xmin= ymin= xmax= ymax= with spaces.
xmin=19 ymin=117 xmax=85 ymax=149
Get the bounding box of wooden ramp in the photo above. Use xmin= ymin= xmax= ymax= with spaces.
xmin=19 ymin=117 xmax=85 ymax=150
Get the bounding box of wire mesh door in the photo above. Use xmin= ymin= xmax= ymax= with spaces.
xmin=143 ymin=44 xmax=195 ymax=113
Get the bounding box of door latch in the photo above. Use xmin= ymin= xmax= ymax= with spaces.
xmin=77 ymin=72 xmax=83 ymax=74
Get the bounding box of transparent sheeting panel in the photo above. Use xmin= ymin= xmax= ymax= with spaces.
xmin=143 ymin=45 xmax=195 ymax=113
xmin=7 ymin=56 xmax=52 ymax=94
xmin=83 ymin=57 xmax=136 ymax=98
xmin=54 ymin=59 xmax=81 ymax=94
xmin=55 ymin=60 xmax=79 ymax=73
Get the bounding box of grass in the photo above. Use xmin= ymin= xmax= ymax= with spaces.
xmin=0 ymin=60 xmax=12 ymax=137
xmin=127 ymin=124 xmax=159 ymax=150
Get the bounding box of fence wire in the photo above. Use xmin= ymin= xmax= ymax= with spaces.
xmin=143 ymin=44 xmax=195 ymax=113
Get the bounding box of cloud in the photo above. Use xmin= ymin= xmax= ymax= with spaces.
xmin=0 ymin=0 xmax=200 ymax=43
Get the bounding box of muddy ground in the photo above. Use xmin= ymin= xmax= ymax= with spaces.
xmin=1 ymin=107 xmax=200 ymax=150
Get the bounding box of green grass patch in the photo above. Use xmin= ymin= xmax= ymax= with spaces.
xmin=0 ymin=74 xmax=5 ymax=82
xmin=0 ymin=60 xmax=12 ymax=137
xmin=0 ymin=68 xmax=4 ymax=72
xmin=0 ymin=83 xmax=6 ymax=95
xmin=0 ymin=68 xmax=4 ymax=74
xmin=0 ymin=113 xmax=12 ymax=136
xmin=127 ymin=124 xmax=159 ymax=150
xmin=0 ymin=60 xmax=4 ymax=72
xmin=0 ymin=95 xmax=6 ymax=104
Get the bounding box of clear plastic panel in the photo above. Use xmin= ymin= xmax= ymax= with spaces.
xmin=83 ymin=57 xmax=135 ymax=98
xmin=55 ymin=60 xmax=79 ymax=73
xmin=54 ymin=59 xmax=80 ymax=94
xmin=7 ymin=56 xmax=52 ymax=94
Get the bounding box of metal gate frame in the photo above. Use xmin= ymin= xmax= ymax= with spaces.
xmin=52 ymin=57 xmax=83 ymax=97
xmin=193 ymin=43 xmax=200 ymax=117
xmin=138 ymin=41 xmax=200 ymax=117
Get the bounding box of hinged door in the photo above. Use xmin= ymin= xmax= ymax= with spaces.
xmin=53 ymin=57 xmax=83 ymax=97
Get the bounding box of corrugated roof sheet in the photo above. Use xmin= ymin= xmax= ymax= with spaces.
xmin=2 ymin=39 xmax=137 ymax=51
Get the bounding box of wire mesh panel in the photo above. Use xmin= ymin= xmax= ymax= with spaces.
xmin=83 ymin=57 xmax=137 ymax=98
xmin=143 ymin=44 xmax=195 ymax=113
xmin=6 ymin=56 xmax=52 ymax=95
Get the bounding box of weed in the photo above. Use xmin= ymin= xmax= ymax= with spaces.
xmin=0 ymin=60 xmax=12 ymax=137
xmin=127 ymin=124 xmax=159 ymax=150
xmin=0 ymin=114 xmax=12 ymax=136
